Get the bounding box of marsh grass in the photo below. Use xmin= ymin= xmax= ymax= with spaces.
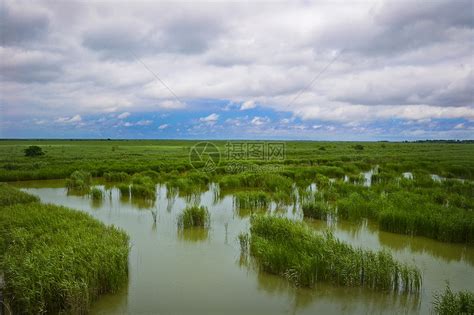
xmin=130 ymin=175 xmax=156 ymax=199
xmin=244 ymin=216 xmax=421 ymax=293
xmin=0 ymin=183 xmax=39 ymax=206
xmin=89 ymin=187 xmax=104 ymax=200
xmin=177 ymin=206 xmax=210 ymax=229
xmin=66 ymin=170 xmax=91 ymax=193
xmin=234 ymin=191 xmax=270 ymax=210
xmin=432 ymin=285 xmax=474 ymax=315
xmin=0 ymin=187 xmax=129 ymax=314
xmin=302 ymin=200 xmax=333 ymax=220
xmin=117 ymin=183 xmax=130 ymax=198
xmin=104 ymin=171 xmax=130 ymax=182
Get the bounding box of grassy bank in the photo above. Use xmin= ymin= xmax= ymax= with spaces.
xmin=0 ymin=185 xmax=130 ymax=314
xmin=242 ymin=216 xmax=421 ymax=293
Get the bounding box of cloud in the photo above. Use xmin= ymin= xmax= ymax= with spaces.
xmin=0 ymin=1 xmax=50 ymax=46
xmin=117 ymin=112 xmax=131 ymax=119
xmin=199 ymin=113 xmax=219 ymax=123
xmin=1 ymin=0 xmax=473 ymax=139
xmin=251 ymin=116 xmax=270 ymax=126
xmin=158 ymin=123 xmax=169 ymax=129
xmin=240 ymin=100 xmax=256 ymax=110
xmin=55 ymin=115 xmax=82 ymax=124
xmin=122 ymin=119 xmax=153 ymax=127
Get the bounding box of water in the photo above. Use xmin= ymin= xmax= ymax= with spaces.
xmin=12 ymin=180 xmax=474 ymax=315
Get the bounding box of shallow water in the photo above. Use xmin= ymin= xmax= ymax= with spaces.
xmin=12 ymin=180 xmax=474 ymax=315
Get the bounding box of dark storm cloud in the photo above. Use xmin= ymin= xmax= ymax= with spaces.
xmin=82 ymin=14 xmax=225 ymax=59
xmin=0 ymin=2 xmax=50 ymax=46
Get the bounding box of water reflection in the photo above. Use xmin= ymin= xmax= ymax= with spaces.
xmin=177 ymin=227 xmax=210 ymax=242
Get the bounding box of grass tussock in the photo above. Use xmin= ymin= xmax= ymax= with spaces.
xmin=130 ymin=175 xmax=156 ymax=199
xmin=177 ymin=206 xmax=210 ymax=229
xmin=234 ymin=191 xmax=270 ymax=210
xmin=89 ymin=187 xmax=104 ymax=200
xmin=244 ymin=216 xmax=421 ymax=293
xmin=66 ymin=170 xmax=92 ymax=192
xmin=0 ymin=183 xmax=39 ymax=206
xmin=432 ymin=285 xmax=474 ymax=315
xmin=302 ymin=200 xmax=333 ymax=220
xmin=0 ymin=186 xmax=129 ymax=314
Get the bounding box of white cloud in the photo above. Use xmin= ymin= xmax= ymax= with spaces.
xmin=454 ymin=123 xmax=465 ymax=129
xmin=240 ymin=100 xmax=256 ymax=110
xmin=117 ymin=112 xmax=130 ymax=119
xmin=199 ymin=113 xmax=219 ymax=123
xmin=55 ymin=115 xmax=82 ymax=124
xmin=158 ymin=100 xmax=186 ymax=110
xmin=158 ymin=124 xmax=169 ymax=129
xmin=251 ymin=116 xmax=270 ymax=126
xmin=136 ymin=120 xmax=152 ymax=126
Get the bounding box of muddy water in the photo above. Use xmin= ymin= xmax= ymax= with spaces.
xmin=13 ymin=180 xmax=474 ymax=315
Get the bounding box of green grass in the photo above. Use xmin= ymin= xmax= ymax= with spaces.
xmin=89 ymin=187 xmax=104 ymax=200
xmin=104 ymin=171 xmax=130 ymax=182
xmin=244 ymin=216 xmax=421 ymax=293
xmin=0 ymin=140 xmax=473 ymax=182
xmin=129 ymin=175 xmax=156 ymax=199
xmin=234 ymin=191 xmax=270 ymax=210
xmin=65 ymin=170 xmax=91 ymax=193
xmin=177 ymin=206 xmax=210 ymax=229
xmin=0 ymin=186 xmax=129 ymax=314
xmin=302 ymin=200 xmax=333 ymax=220
xmin=432 ymin=285 xmax=474 ymax=315
xmin=0 ymin=183 xmax=39 ymax=206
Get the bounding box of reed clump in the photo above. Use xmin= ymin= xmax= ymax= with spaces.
xmin=244 ymin=216 xmax=421 ymax=293
xmin=130 ymin=175 xmax=156 ymax=199
xmin=0 ymin=187 xmax=129 ymax=314
xmin=89 ymin=187 xmax=104 ymax=200
xmin=234 ymin=191 xmax=270 ymax=210
xmin=66 ymin=170 xmax=92 ymax=192
xmin=432 ymin=285 xmax=474 ymax=315
xmin=302 ymin=200 xmax=333 ymax=220
xmin=177 ymin=206 xmax=210 ymax=229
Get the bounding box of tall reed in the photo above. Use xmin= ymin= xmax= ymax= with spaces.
xmin=244 ymin=216 xmax=421 ymax=293
xmin=0 ymin=187 xmax=129 ymax=314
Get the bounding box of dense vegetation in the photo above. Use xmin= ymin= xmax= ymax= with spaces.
xmin=1 ymin=140 xmax=473 ymax=182
xmin=432 ymin=285 xmax=474 ymax=315
xmin=241 ymin=216 xmax=421 ymax=292
xmin=0 ymin=185 xmax=130 ymax=314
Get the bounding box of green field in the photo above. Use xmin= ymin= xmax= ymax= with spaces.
xmin=0 ymin=140 xmax=473 ymax=181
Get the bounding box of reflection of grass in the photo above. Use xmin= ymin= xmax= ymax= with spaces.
xmin=177 ymin=206 xmax=210 ymax=229
xmin=0 ymin=185 xmax=129 ymax=314
xmin=243 ymin=216 xmax=421 ymax=293
xmin=177 ymin=227 xmax=209 ymax=242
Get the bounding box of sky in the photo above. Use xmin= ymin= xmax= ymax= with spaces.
xmin=0 ymin=0 xmax=473 ymax=140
